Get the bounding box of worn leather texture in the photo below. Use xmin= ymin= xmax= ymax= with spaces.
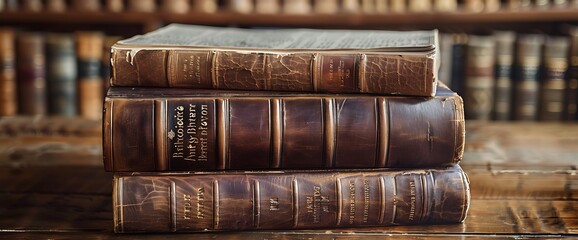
xmin=113 ymin=165 xmax=470 ymax=232
xmin=103 ymin=84 xmax=464 ymax=171
xmin=111 ymin=48 xmax=436 ymax=97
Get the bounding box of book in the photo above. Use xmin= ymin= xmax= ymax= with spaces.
xmin=191 ymin=0 xmax=218 ymax=13
xmin=110 ymin=24 xmax=439 ymax=97
xmin=161 ymin=0 xmax=190 ymax=14
xmin=314 ymin=0 xmax=339 ymax=14
xmin=539 ymin=36 xmax=569 ymax=121
xmin=450 ymin=33 xmax=468 ymax=98
xmin=113 ymin=165 xmax=470 ymax=233
xmin=76 ymin=31 xmax=104 ymax=120
xmin=464 ymin=35 xmax=495 ymax=120
xmin=565 ymin=28 xmax=578 ymax=121
xmin=0 ymin=28 xmax=16 ymax=116
xmin=46 ymin=33 xmax=77 ymax=116
xmin=513 ymin=34 xmax=544 ymax=121
xmin=493 ymin=31 xmax=515 ymax=121
xmin=103 ymin=83 xmax=464 ymax=172
xmin=17 ymin=32 xmax=46 ymax=116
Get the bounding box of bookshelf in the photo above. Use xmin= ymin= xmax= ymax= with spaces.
xmin=1 ymin=0 xmax=578 ymax=238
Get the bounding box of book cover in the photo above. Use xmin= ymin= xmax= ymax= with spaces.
xmin=76 ymin=31 xmax=104 ymax=120
xmin=464 ymin=35 xmax=495 ymax=120
xmin=566 ymin=28 xmax=578 ymax=121
xmin=0 ymin=28 xmax=16 ymax=116
xmin=46 ymin=33 xmax=77 ymax=116
xmin=113 ymin=165 xmax=470 ymax=233
xmin=17 ymin=32 xmax=46 ymax=116
xmin=110 ymin=24 xmax=439 ymax=97
xmin=513 ymin=34 xmax=544 ymax=121
xmin=103 ymin=83 xmax=464 ymax=172
xmin=493 ymin=31 xmax=516 ymax=121
xmin=539 ymin=36 xmax=569 ymax=121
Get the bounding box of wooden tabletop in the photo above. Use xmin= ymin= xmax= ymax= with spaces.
xmin=0 ymin=119 xmax=577 ymax=239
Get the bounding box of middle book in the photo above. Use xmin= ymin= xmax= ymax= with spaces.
xmin=103 ymin=83 xmax=464 ymax=172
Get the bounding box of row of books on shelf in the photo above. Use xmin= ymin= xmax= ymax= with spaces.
xmin=440 ymin=29 xmax=578 ymax=121
xmin=0 ymin=28 xmax=119 ymax=119
xmin=105 ymin=24 xmax=469 ymax=233
xmin=2 ymin=0 xmax=577 ymax=15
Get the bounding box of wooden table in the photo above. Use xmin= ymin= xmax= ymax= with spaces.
xmin=0 ymin=119 xmax=576 ymax=239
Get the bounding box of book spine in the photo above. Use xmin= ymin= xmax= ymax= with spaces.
xmin=493 ymin=31 xmax=515 ymax=121
xmin=111 ymin=48 xmax=436 ymax=97
xmin=450 ymin=34 xmax=468 ymax=97
xmin=539 ymin=37 xmax=569 ymax=121
xmin=513 ymin=34 xmax=544 ymax=121
xmin=103 ymin=88 xmax=464 ymax=171
xmin=113 ymin=165 xmax=470 ymax=233
xmin=46 ymin=34 xmax=77 ymax=116
xmin=464 ymin=35 xmax=495 ymax=120
xmin=17 ymin=32 xmax=46 ymax=116
xmin=566 ymin=30 xmax=578 ymax=121
xmin=76 ymin=31 xmax=104 ymax=120
xmin=0 ymin=28 xmax=16 ymax=116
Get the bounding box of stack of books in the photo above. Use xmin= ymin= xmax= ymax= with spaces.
xmin=102 ymin=24 xmax=470 ymax=233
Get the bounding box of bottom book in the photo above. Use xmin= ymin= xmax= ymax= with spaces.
xmin=113 ymin=165 xmax=469 ymax=233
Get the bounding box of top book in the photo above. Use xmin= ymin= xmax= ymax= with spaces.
xmin=111 ymin=24 xmax=439 ymax=97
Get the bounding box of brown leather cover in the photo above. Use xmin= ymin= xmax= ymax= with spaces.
xmin=110 ymin=25 xmax=437 ymax=97
xmin=17 ymin=32 xmax=46 ymax=115
xmin=0 ymin=28 xmax=16 ymax=116
xmin=113 ymin=165 xmax=470 ymax=233
xmin=76 ymin=31 xmax=104 ymax=120
xmin=513 ymin=34 xmax=544 ymax=121
xmin=103 ymin=83 xmax=464 ymax=171
xmin=464 ymin=35 xmax=495 ymax=120
xmin=539 ymin=37 xmax=569 ymax=121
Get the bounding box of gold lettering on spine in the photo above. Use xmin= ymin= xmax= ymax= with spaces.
xmin=172 ymin=106 xmax=185 ymax=159
xmin=269 ymin=197 xmax=279 ymax=211
xmin=307 ymin=185 xmax=330 ymax=224
xmin=183 ymin=194 xmax=192 ymax=220
xmin=348 ymin=180 xmax=356 ymax=224
xmin=199 ymin=104 xmax=209 ymax=161
xmin=196 ymin=188 xmax=205 ymax=219
xmin=363 ymin=180 xmax=370 ymax=223
xmin=409 ymin=181 xmax=416 ymax=221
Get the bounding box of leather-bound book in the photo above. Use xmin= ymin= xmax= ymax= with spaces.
xmin=408 ymin=0 xmax=431 ymax=12
xmin=314 ymin=0 xmax=339 ymax=14
xmin=76 ymin=31 xmax=104 ymax=120
xmin=0 ymin=28 xmax=16 ymax=116
xmin=390 ymin=0 xmax=406 ymax=12
xmin=567 ymin=28 xmax=578 ymax=121
xmin=113 ymin=165 xmax=470 ymax=233
xmin=342 ymin=0 xmax=361 ymax=13
xmin=513 ymin=34 xmax=544 ymax=121
xmin=539 ymin=36 xmax=569 ymax=121
xmin=21 ymin=0 xmax=42 ymax=12
xmin=464 ymin=35 xmax=495 ymax=120
xmin=46 ymin=33 xmax=77 ymax=116
xmin=434 ymin=0 xmax=457 ymax=12
xmin=283 ymin=0 xmax=311 ymax=14
xmin=103 ymin=83 xmax=464 ymax=171
xmin=450 ymin=33 xmax=468 ymax=97
xmin=111 ymin=24 xmax=440 ymax=97
xmin=45 ymin=0 xmax=67 ymax=12
xmin=162 ymin=0 xmax=190 ymax=14
xmin=106 ymin=0 xmax=124 ymax=12
xmin=17 ymin=32 xmax=46 ymax=116
xmin=127 ymin=0 xmax=156 ymax=12
xmin=493 ymin=31 xmax=515 ymax=121
xmin=225 ymin=0 xmax=253 ymax=14
xmin=102 ymin=36 xmax=121 ymax=97
xmin=191 ymin=0 xmax=218 ymax=13
xmin=71 ymin=0 xmax=101 ymax=11
xmin=255 ymin=0 xmax=281 ymax=14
